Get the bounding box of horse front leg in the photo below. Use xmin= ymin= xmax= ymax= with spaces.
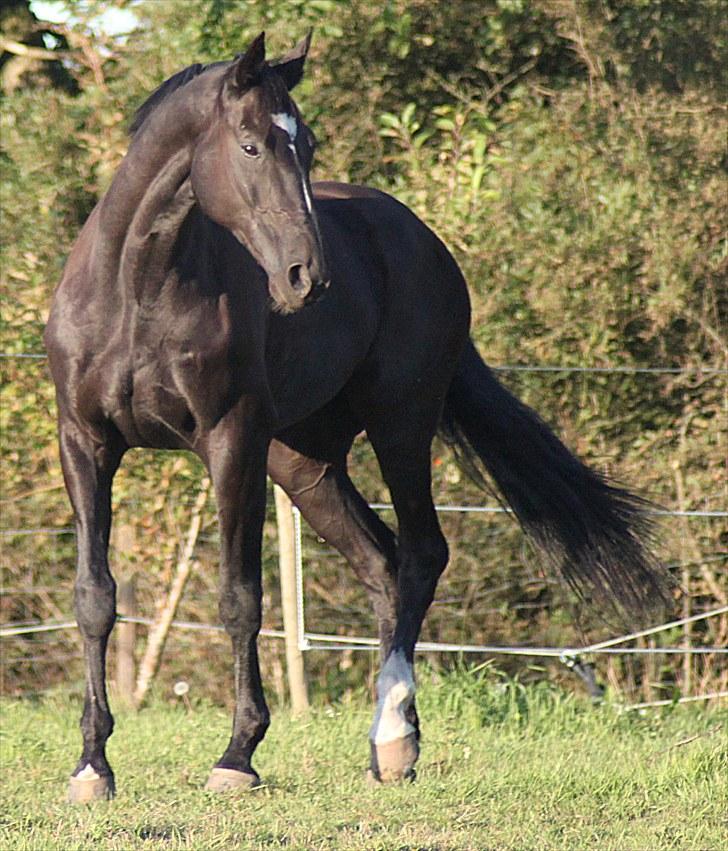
xmin=203 ymin=406 xmax=272 ymax=792
xmin=59 ymin=421 xmax=124 ymax=803
xmin=267 ymin=442 xmax=400 ymax=659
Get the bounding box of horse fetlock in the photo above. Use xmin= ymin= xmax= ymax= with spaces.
xmin=233 ymin=702 xmax=270 ymax=741
xmin=80 ymin=709 xmax=114 ymax=748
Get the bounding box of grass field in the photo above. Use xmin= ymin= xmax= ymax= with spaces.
xmin=1 ymin=667 xmax=726 ymax=850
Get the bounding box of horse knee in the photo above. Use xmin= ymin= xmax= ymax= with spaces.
xmin=218 ymin=585 xmax=261 ymax=642
xmin=74 ymin=574 xmax=116 ymax=639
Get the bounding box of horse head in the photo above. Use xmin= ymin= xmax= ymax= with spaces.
xmin=190 ymin=32 xmax=329 ymax=313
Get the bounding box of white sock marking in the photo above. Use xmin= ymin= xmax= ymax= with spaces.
xmin=76 ymin=764 xmax=101 ymax=780
xmin=369 ymin=650 xmax=416 ymax=745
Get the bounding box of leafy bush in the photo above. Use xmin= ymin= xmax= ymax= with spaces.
xmin=1 ymin=0 xmax=725 ymax=702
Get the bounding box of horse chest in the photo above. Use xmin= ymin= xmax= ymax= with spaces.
xmin=127 ymin=324 xmax=257 ymax=448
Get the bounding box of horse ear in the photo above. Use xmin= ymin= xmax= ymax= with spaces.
xmin=228 ymin=31 xmax=266 ymax=94
xmin=272 ymin=31 xmax=312 ymax=91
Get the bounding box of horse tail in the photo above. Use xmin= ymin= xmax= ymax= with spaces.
xmin=440 ymin=340 xmax=669 ymax=618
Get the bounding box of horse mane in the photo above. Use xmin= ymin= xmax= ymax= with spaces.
xmin=129 ymin=61 xmax=227 ymax=136
xmin=129 ymin=53 xmax=296 ymax=137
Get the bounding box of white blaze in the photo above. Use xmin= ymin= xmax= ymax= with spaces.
xmin=369 ymin=650 xmax=416 ymax=745
xmin=293 ymin=147 xmax=314 ymax=215
xmin=271 ymin=112 xmax=298 ymax=141
xmin=271 ymin=112 xmax=313 ymax=215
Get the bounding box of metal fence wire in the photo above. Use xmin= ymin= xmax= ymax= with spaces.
xmin=2 ymin=351 xmax=726 ymax=709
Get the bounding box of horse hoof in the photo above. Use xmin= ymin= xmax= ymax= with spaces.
xmin=365 ymin=768 xmax=381 ymax=786
xmin=204 ymin=767 xmax=261 ymax=792
xmin=68 ymin=770 xmax=115 ymax=803
xmin=370 ymin=732 xmax=419 ymax=783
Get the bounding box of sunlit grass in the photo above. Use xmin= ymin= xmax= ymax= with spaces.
xmin=1 ymin=667 xmax=726 ymax=850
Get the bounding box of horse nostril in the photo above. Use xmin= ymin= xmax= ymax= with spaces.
xmin=287 ymin=263 xmax=312 ymax=295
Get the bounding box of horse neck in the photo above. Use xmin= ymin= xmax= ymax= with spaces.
xmin=117 ymin=148 xmax=197 ymax=303
xmin=92 ymin=74 xmax=220 ymax=300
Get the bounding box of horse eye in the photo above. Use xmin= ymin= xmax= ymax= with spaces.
xmin=241 ymin=144 xmax=259 ymax=158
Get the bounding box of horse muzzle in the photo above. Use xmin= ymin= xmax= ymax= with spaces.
xmin=287 ymin=262 xmax=329 ymax=300
xmin=270 ymin=261 xmax=329 ymax=314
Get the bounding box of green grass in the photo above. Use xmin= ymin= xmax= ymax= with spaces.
xmin=1 ymin=667 xmax=726 ymax=850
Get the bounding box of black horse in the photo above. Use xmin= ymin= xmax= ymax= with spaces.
xmin=45 ymin=34 xmax=666 ymax=801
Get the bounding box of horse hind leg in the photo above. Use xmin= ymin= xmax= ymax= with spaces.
xmin=270 ymin=420 xmax=444 ymax=783
xmin=59 ymin=422 xmax=124 ymax=802
xmin=364 ymin=427 xmax=449 ymax=784
xmin=269 ymin=433 xmax=423 ymax=777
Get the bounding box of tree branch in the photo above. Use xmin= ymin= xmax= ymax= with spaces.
xmin=0 ymin=37 xmax=69 ymax=62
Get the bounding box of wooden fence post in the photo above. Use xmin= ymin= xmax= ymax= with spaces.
xmin=112 ymin=522 xmax=136 ymax=707
xmin=274 ymin=485 xmax=309 ymax=714
xmin=116 ymin=574 xmax=136 ymax=706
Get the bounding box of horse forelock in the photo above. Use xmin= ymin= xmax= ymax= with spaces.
xmin=259 ymin=67 xmax=293 ymax=114
xmin=227 ymin=63 xmax=294 ymax=120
